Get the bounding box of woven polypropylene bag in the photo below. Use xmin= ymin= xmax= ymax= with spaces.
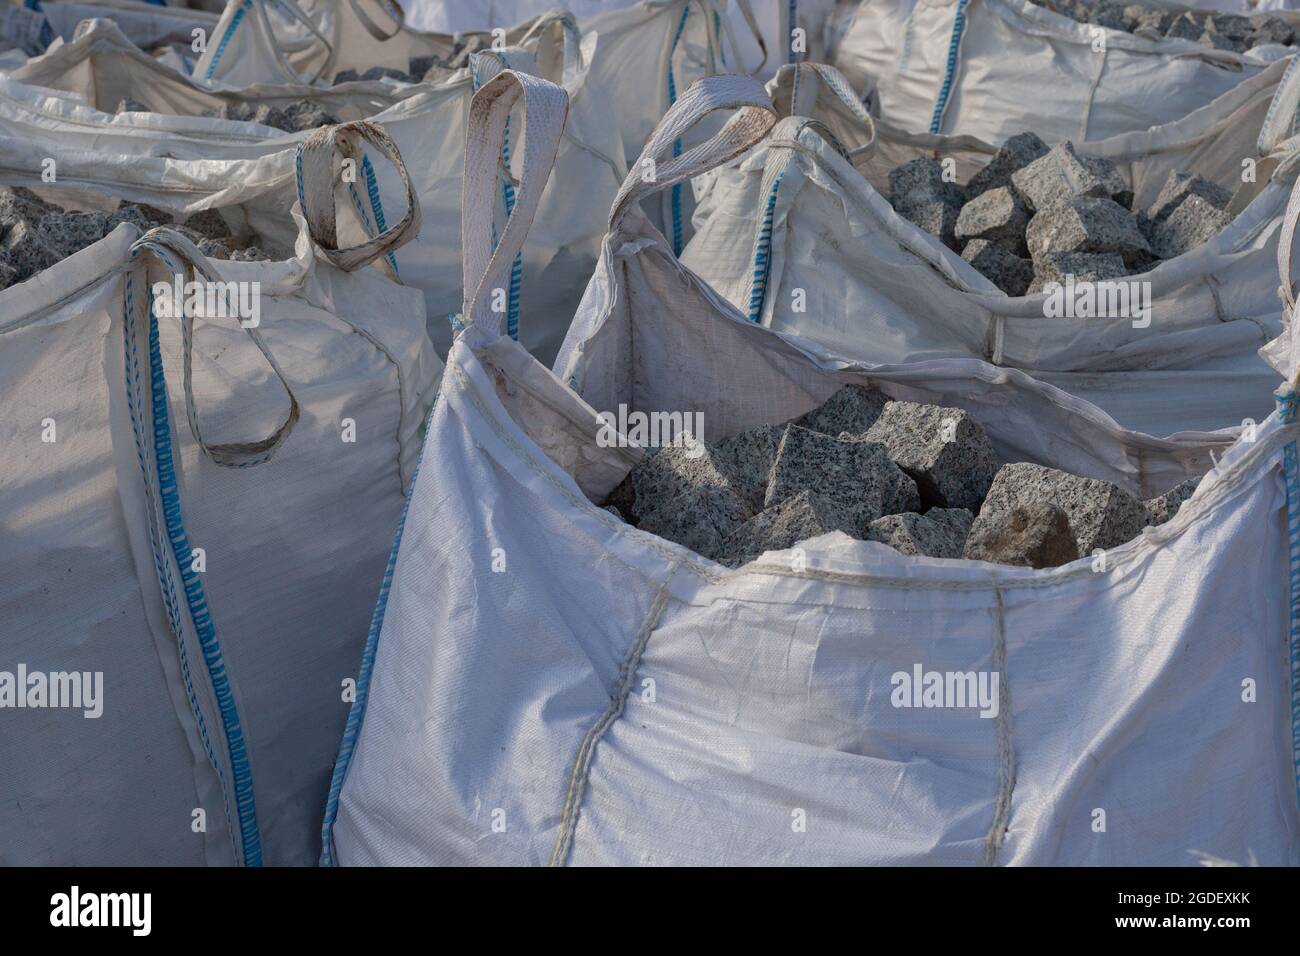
xmin=833 ymin=0 xmax=1300 ymax=143
xmin=681 ymin=60 xmax=1300 ymax=435
xmin=0 ymin=120 xmax=439 ymax=866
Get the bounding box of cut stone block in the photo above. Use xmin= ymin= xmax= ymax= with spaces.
xmin=865 ymin=508 xmax=973 ymax=559
xmin=1144 ymin=476 xmax=1199 ymax=525
xmin=893 ymin=193 xmax=962 ymax=250
xmin=715 ymin=424 xmax=781 ymax=512
xmin=281 ymin=100 xmax=339 ymax=131
xmin=115 ymin=97 xmax=148 ymax=113
xmin=863 ymin=401 xmax=999 ymax=512
xmin=1252 ymin=17 xmax=1294 ymax=47
xmin=1130 ymin=8 xmax=1175 ymax=37
xmin=793 ymin=383 xmax=888 ymax=438
xmin=955 ymin=186 xmax=1030 ymax=250
xmin=720 ymin=490 xmax=857 ymax=567
xmin=889 ymin=157 xmax=964 ymax=206
xmin=765 ymin=425 xmax=920 ymax=531
xmin=1207 ymin=14 xmax=1252 ymax=41
xmin=1082 ymin=154 xmax=1133 ymax=209
xmin=1091 ymin=2 xmax=1136 ymax=32
xmin=974 ymin=462 xmax=1150 ymax=555
xmin=964 ymin=500 xmax=1080 ymax=568
xmin=335 ymin=65 xmax=412 ymax=84
xmin=35 ymin=212 xmax=110 ymax=259
xmin=221 ymin=101 xmax=292 ymax=132
xmin=1025 ymin=196 xmax=1151 ymax=266
xmin=181 ymin=208 xmax=231 ymax=239
xmin=1164 ymin=12 xmax=1204 ymax=41
xmin=1149 ymin=193 xmax=1230 ymax=259
xmin=962 ymin=239 xmax=1033 ymax=296
xmin=1146 ymin=171 xmax=1232 ymax=224
xmin=0 ymin=258 xmax=17 ymax=290
xmin=1028 ymin=250 xmax=1127 ymax=293
xmin=629 ymin=441 xmax=753 ymax=561
xmin=1200 ymin=29 xmax=1247 ymax=53
xmin=965 ymin=131 xmax=1049 ymax=199
xmin=1011 ymin=142 xmax=1117 ymax=213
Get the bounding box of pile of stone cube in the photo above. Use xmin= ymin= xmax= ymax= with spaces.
xmin=888 ymin=134 xmax=1234 ymax=295
xmin=0 ymin=187 xmax=269 ymax=290
xmin=332 ymin=52 xmax=462 ymax=86
xmin=602 ymin=384 xmax=1199 ymax=568
xmin=200 ymin=100 xmax=340 ymax=133
xmin=1033 ymin=0 xmax=1295 ymax=52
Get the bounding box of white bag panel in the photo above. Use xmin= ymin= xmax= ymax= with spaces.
xmin=833 ymin=0 xmax=1293 ymax=143
xmin=679 ymin=61 xmax=1300 ymax=434
xmin=40 ymin=0 xmax=219 ymax=51
xmin=0 ymin=121 xmax=440 ymax=865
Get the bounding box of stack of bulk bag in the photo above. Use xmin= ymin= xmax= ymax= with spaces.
xmin=832 ymin=0 xmax=1300 ymax=143
xmin=324 ymin=74 xmax=1295 ymax=867
xmin=679 ymin=59 xmax=1300 ymax=435
xmin=3 ymin=17 xmax=417 ymax=118
xmin=0 ymin=16 xmax=624 ymax=363
xmin=0 ymin=119 xmax=440 ymax=865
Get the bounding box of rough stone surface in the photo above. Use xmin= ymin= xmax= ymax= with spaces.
xmin=793 ymin=383 xmax=888 ymax=438
xmin=863 ymin=401 xmax=999 ymax=512
xmin=623 ymin=442 xmax=752 ymax=561
xmin=865 ymin=508 xmax=973 ymax=559
xmin=1082 ymin=154 xmax=1133 ymax=209
xmin=36 ymin=211 xmax=110 ymax=258
xmin=281 ymin=100 xmax=339 ymax=131
xmin=962 ymin=238 xmax=1034 ymax=296
xmin=181 ymin=208 xmax=231 ymax=239
xmin=975 ymin=462 xmax=1150 ymax=555
xmin=966 ymin=131 xmax=1049 ymax=199
xmin=1011 ymin=142 xmax=1116 ymax=212
xmin=603 ymin=504 xmax=624 ymax=522
xmin=1131 ymin=8 xmax=1175 ymax=38
xmin=1200 ymin=29 xmax=1248 ymax=53
xmin=765 ymin=425 xmax=919 ymax=532
xmin=116 ymin=97 xmax=148 ymax=113
xmin=889 ymin=157 xmax=964 ymax=206
xmin=894 ymin=194 xmax=962 ymax=250
xmin=1092 ymin=2 xmax=1136 ymax=32
xmin=1147 ymin=170 xmax=1232 ymax=224
xmin=335 ymin=65 xmax=412 ymax=84
xmin=1208 ymin=13 xmax=1252 ymax=41
xmin=720 ymin=490 xmax=857 ymax=567
xmin=955 ymin=186 xmax=1030 ymax=250
xmin=1028 ymin=250 xmax=1128 ymax=293
xmin=1149 ymin=192 xmax=1231 ymax=259
xmin=1253 ymin=17 xmax=1294 ymax=47
xmin=0 ymin=258 xmax=17 ymax=290
xmin=1025 ymin=196 xmax=1151 ymax=266
xmin=1164 ymin=12 xmax=1204 ymax=41
xmin=1144 ymin=476 xmax=1199 ymax=525
xmin=964 ymin=500 xmax=1080 ymax=568
xmin=714 ymin=424 xmax=781 ymax=512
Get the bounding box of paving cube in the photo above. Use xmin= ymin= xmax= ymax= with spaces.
xmin=963 ymin=500 xmax=1080 ymax=568
xmin=715 ymin=424 xmax=781 ymax=512
xmin=181 ymin=208 xmax=231 ymax=239
xmin=1144 ymin=476 xmax=1199 ymax=525
xmin=1146 ymin=170 xmax=1232 ymax=224
xmin=221 ymin=101 xmax=293 ymax=133
xmin=1200 ymin=29 xmax=1247 ymax=53
xmin=2 ymin=218 xmax=62 ymax=282
xmin=1149 ymin=192 xmax=1230 ymax=259
xmin=765 ymin=425 xmax=919 ymax=531
xmin=975 ymin=462 xmax=1150 ymax=555
xmin=1208 ymin=14 xmax=1252 ymax=41
xmin=966 ymin=131 xmax=1050 ymax=199
xmin=1091 ymin=2 xmax=1136 ymax=32
xmin=962 ymin=238 xmax=1033 ymax=296
xmin=1252 ymin=17 xmax=1294 ymax=47
xmin=282 ymin=100 xmax=339 ymax=132
xmin=865 ymin=508 xmax=973 ymax=559
xmin=863 ymin=401 xmax=999 ymax=512
xmin=793 ymin=383 xmax=888 ymax=438
xmin=1025 ymin=196 xmax=1151 ymax=267
xmin=1011 ymin=142 xmax=1117 ymax=213
xmin=1028 ymin=250 xmax=1127 ymax=293
xmin=1130 ymin=8 xmax=1175 ymax=37
xmin=720 ymin=490 xmax=858 ymax=567
xmin=1164 ymin=12 xmax=1204 ymax=41
xmin=955 ymin=186 xmax=1030 ymax=250
xmin=893 ymin=193 xmax=962 ymax=250
xmin=0 ymin=258 xmax=17 ymax=290
xmin=224 ymin=244 xmax=271 ymax=262
xmin=628 ymin=442 xmax=753 ymax=561
xmin=889 ymin=157 xmax=964 ymax=206
xmin=1082 ymin=154 xmax=1133 ymax=209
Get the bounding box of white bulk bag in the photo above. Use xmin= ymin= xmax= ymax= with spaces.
xmin=326 ymin=73 xmax=1296 ymax=867
xmin=3 ymin=17 xmax=416 ymax=117
xmin=680 ymin=60 xmax=1300 ymax=435
xmin=0 ymin=20 xmax=623 ymax=364
xmin=36 ymin=0 xmax=220 ymax=52
xmin=0 ymin=120 xmax=439 ymax=866
xmin=833 ymin=0 xmax=1300 ymax=143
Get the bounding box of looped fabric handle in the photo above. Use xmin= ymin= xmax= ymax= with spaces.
xmin=263 ymin=0 xmax=335 ymax=86
xmin=518 ymin=7 xmax=584 ymax=77
xmin=461 ymin=70 xmax=570 ymax=334
xmin=348 ymin=0 xmax=403 ymax=42
xmin=130 ymin=226 xmax=301 ymax=468
xmin=297 ymin=119 xmax=421 ymax=274
xmin=1278 ymin=169 xmax=1300 ymax=315
xmin=609 ymin=72 xmax=777 ymax=232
